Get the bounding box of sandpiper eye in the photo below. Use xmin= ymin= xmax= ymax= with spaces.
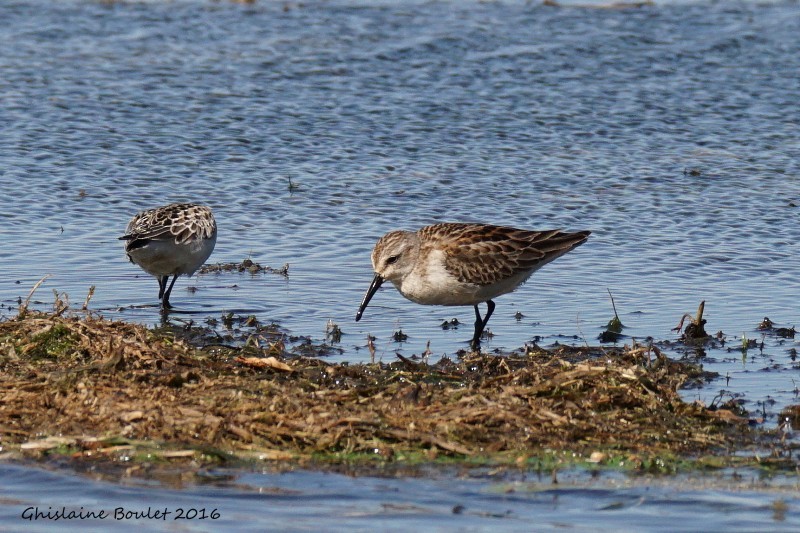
xmin=386 ymin=255 xmax=399 ymax=266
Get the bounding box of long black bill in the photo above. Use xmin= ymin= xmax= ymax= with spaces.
xmin=355 ymin=273 xmax=384 ymax=322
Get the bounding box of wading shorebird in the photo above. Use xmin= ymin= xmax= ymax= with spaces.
xmin=120 ymin=202 xmax=217 ymax=310
xmin=355 ymin=223 xmax=590 ymax=350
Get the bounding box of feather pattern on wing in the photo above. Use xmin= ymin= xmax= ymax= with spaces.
xmin=121 ymin=203 xmax=216 ymax=249
xmin=418 ymin=223 xmax=590 ymax=286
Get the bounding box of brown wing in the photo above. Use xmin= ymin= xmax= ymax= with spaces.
xmin=420 ymin=223 xmax=589 ymax=286
xmin=121 ymin=213 xmax=173 ymax=241
xmin=121 ymin=203 xmax=215 ymax=244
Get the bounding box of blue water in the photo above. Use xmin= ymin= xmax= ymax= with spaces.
xmin=1 ymin=462 xmax=799 ymax=532
xmin=2 ymin=0 xmax=800 ymax=528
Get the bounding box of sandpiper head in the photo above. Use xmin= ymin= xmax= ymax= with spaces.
xmin=356 ymin=230 xmax=418 ymax=322
xmin=370 ymin=230 xmax=418 ymax=282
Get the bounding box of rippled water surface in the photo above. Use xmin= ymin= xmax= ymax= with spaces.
xmin=2 ymin=462 xmax=799 ymax=532
xmin=2 ymin=0 xmax=800 ymax=528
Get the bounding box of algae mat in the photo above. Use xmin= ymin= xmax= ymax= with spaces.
xmin=0 ymin=310 xmax=787 ymax=473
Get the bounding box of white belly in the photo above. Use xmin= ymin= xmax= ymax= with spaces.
xmin=127 ymin=235 xmax=216 ymax=278
xmin=393 ymin=249 xmax=532 ymax=306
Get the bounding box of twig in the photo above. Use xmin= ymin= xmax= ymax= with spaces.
xmin=367 ymin=335 xmax=376 ymax=363
xmin=19 ymin=274 xmax=52 ymax=316
xmin=694 ymin=300 xmax=705 ymax=327
xmin=672 ymin=313 xmax=693 ymax=333
xmin=82 ymin=286 xmax=96 ymax=311
xmin=607 ymin=288 xmax=620 ymax=320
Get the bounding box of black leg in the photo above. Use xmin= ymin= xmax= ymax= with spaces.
xmin=161 ymin=275 xmax=178 ymax=309
xmin=470 ymin=300 xmax=496 ymax=351
xmin=472 ymin=305 xmax=483 ymax=348
xmin=157 ymin=276 xmax=168 ymax=300
xmin=482 ymin=300 xmax=496 ymax=333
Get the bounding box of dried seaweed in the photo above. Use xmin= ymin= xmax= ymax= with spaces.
xmin=198 ymin=259 xmax=288 ymax=277
xmin=0 ymin=310 xmax=774 ymax=471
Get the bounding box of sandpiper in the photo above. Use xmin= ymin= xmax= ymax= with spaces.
xmin=120 ymin=203 xmax=217 ymax=310
xmin=356 ymin=223 xmax=590 ymax=350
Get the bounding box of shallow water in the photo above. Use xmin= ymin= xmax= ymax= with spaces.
xmin=2 ymin=462 xmax=799 ymax=532
xmin=2 ymin=0 xmax=800 ymax=528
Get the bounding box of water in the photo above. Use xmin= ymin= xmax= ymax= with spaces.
xmin=2 ymin=0 xmax=800 ymax=528
xmin=1 ymin=462 xmax=799 ymax=532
